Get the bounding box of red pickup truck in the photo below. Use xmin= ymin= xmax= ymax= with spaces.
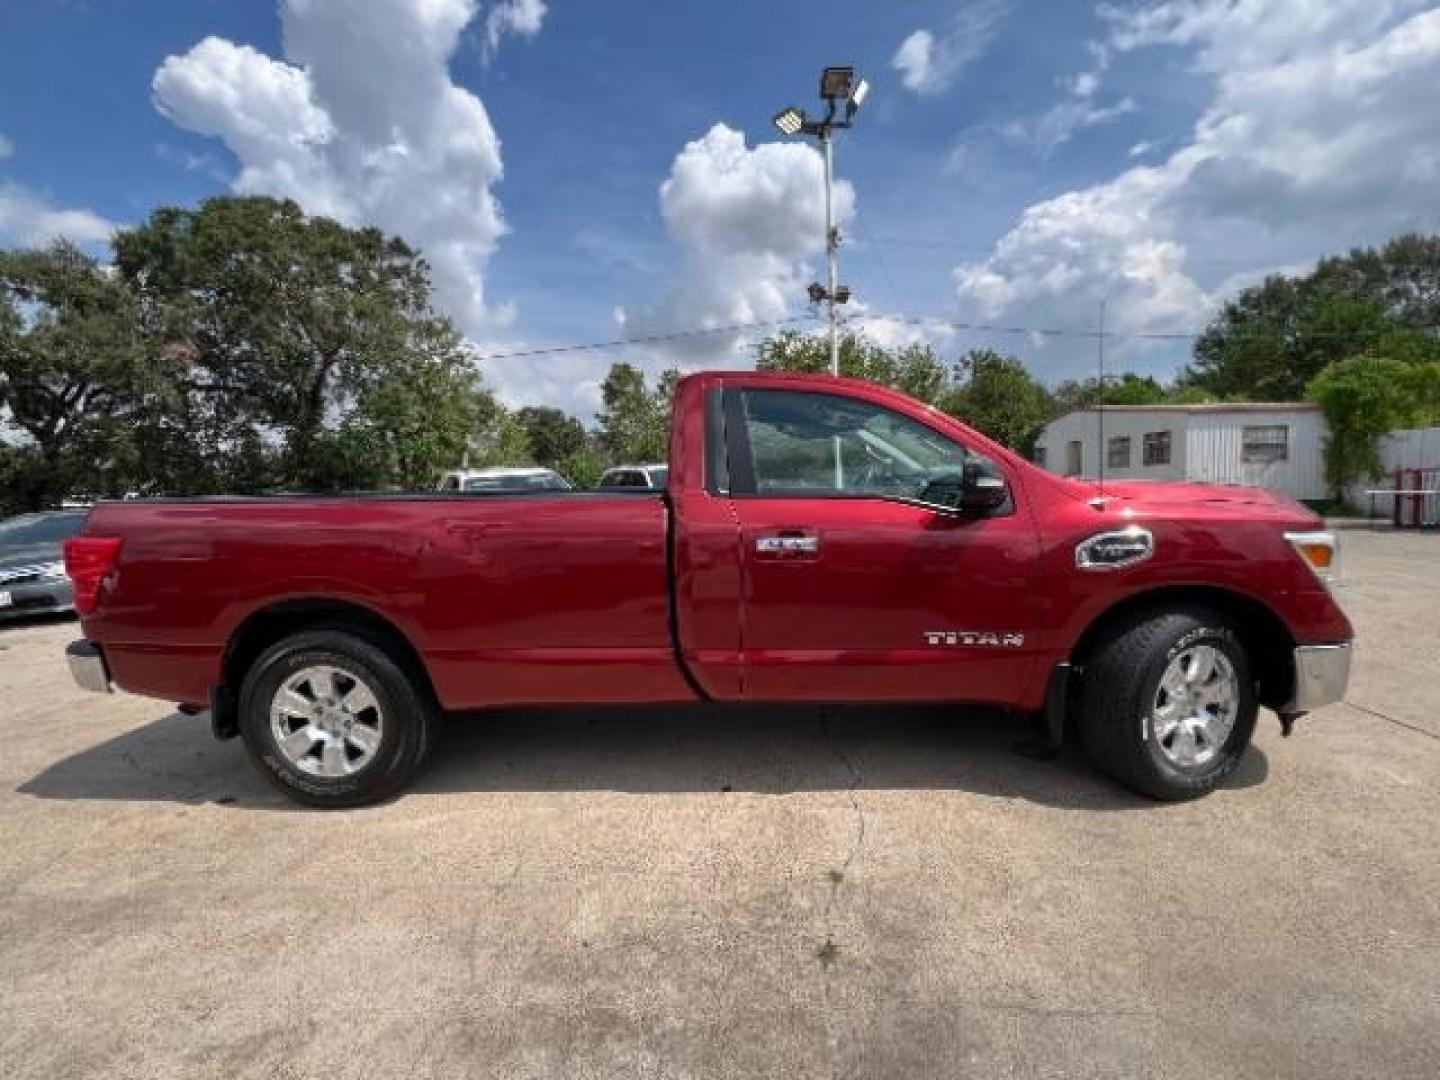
xmin=63 ymin=371 xmax=1352 ymax=807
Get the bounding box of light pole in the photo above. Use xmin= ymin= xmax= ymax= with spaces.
xmin=774 ymin=66 xmax=868 ymax=377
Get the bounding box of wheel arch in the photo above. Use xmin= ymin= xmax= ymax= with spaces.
xmin=1068 ymin=585 xmax=1297 ymax=710
xmin=222 ymin=598 xmax=438 ymax=712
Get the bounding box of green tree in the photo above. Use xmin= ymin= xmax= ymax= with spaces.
xmin=1186 ymin=234 xmax=1440 ymax=400
xmin=756 ymin=329 xmax=949 ymax=404
xmin=516 ymin=407 xmax=586 ymax=469
xmin=113 ymin=196 xmax=485 ymax=492
xmin=939 ymin=348 xmax=1055 ymax=452
xmin=1307 ymin=338 xmax=1440 ymax=496
xmin=468 ymin=399 xmax=533 ymax=469
xmin=0 ymin=243 xmax=160 ymax=511
xmin=1052 ymin=373 xmax=1175 ymax=412
xmin=597 ymin=362 xmax=674 ymax=463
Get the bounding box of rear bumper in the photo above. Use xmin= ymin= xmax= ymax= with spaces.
xmin=66 ymin=639 xmax=112 ymax=694
xmin=0 ymin=579 xmax=74 ymax=620
xmin=1282 ymin=643 xmax=1351 ymax=713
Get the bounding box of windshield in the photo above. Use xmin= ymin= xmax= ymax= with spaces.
xmin=0 ymin=512 xmax=87 ymax=546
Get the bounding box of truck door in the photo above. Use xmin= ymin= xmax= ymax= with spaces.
xmin=722 ymin=385 xmax=1042 ymax=703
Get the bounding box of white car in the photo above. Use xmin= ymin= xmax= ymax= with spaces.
xmin=597 ymin=464 xmax=669 ymax=490
xmin=437 ymin=467 xmax=572 ymax=493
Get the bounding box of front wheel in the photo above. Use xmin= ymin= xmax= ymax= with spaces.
xmin=238 ymin=629 xmax=435 ymax=808
xmin=1078 ymin=608 xmax=1257 ymax=801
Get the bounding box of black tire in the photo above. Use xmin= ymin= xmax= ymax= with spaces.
xmin=238 ymin=629 xmax=435 ymax=808
xmin=1078 ymin=607 xmax=1257 ymax=801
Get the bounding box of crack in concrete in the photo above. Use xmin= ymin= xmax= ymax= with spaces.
xmin=815 ymin=713 xmax=869 ymax=1080
xmin=1343 ymin=699 xmax=1440 ymax=742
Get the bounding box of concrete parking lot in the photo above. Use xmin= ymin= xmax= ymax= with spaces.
xmin=1 ymin=524 xmax=1437 ymax=1079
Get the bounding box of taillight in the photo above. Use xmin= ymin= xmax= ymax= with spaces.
xmin=63 ymin=537 xmax=122 ymax=615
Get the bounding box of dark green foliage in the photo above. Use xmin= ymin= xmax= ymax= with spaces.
xmin=597 ymin=362 xmax=676 ymax=463
xmin=940 ymin=349 xmax=1056 ymax=453
xmin=0 ymin=243 xmax=161 ymax=510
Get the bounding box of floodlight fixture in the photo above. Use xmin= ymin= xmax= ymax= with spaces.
xmin=845 ymin=78 xmax=869 ymax=120
xmin=807 ymin=282 xmax=827 ymax=304
xmin=772 ymin=106 xmax=807 ymax=137
xmin=820 ymin=66 xmax=856 ymax=103
xmin=834 ymin=285 xmax=852 ymax=304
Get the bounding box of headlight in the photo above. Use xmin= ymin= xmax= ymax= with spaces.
xmin=1284 ymin=531 xmax=1338 ymax=586
xmin=38 ymin=561 xmax=68 ymax=580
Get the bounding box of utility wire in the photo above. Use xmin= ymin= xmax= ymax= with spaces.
xmin=470 ymin=316 xmax=815 ymax=362
xmin=471 ymin=311 xmax=1439 ymax=364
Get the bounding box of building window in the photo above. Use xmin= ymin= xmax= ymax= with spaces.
xmin=1107 ymin=436 xmax=1131 ymax=469
xmin=1033 ymin=446 xmax=1047 ymax=468
xmin=1066 ymin=440 xmax=1083 ymax=477
xmin=1143 ymin=431 xmax=1172 ymax=466
xmin=1242 ymin=424 xmax=1289 ymax=464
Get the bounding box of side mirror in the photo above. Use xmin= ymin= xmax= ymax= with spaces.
xmin=960 ymin=459 xmax=1009 ymax=512
xmin=916 ymin=461 xmax=1009 ymax=514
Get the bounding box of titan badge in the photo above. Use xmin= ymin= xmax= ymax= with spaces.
xmin=923 ymin=631 xmax=1026 ymax=647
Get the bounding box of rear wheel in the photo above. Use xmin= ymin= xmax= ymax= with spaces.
xmin=1078 ymin=608 xmax=1257 ymax=801
xmin=238 ymin=629 xmax=435 ymax=808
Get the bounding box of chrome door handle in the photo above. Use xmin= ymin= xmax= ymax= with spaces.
xmin=756 ymin=535 xmax=820 ymax=555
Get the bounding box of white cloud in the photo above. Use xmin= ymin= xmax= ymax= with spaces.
xmin=1005 ymin=95 xmax=1136 ymax=151
xmin=0 ymin=183 xmax=116 ymax=248
xmin=1100 ymin=0 xmax=1429 ymax=71
xmin=153 ymin=0 xmax=510 ymax=334
xmin=0 ymin=134 xmax=13 ymax=160
xmin=893 ymin=2 xmax=1010 ymax=95
xmin=484 ymin=0 xmax=548 ymax=59
xmin=619 ymin=123 xmax=854 ymax=367
xmin=953 ymin=1 xmax=1440 ymax=377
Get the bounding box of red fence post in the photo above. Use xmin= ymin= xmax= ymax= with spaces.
xmin=1394 ymin=467 xmax=1403 ymax=528
xmin=1410 ymin=468 xmax=1424 ymax=529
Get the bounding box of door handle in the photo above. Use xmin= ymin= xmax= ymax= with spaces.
xmin=756 ymin=534 xmax=820 ymax=556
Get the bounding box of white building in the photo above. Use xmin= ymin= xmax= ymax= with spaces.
xmin=1033 ymin=403 xmax=1328 ymax=502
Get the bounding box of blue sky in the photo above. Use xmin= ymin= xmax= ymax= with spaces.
xmin=4 ymin=1 xmax=1440 ymax=418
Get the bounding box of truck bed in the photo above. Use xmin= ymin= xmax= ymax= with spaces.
xmin=80 ymin=493 xmax=695 ymax=710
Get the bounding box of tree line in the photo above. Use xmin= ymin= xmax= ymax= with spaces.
xmin=4 ymin=194 xmax=1439 ymax=513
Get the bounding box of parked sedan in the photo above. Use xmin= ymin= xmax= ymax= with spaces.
xmin=0 ymin=509 xmax=87 ymax=620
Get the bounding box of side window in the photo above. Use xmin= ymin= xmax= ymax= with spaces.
xmin=1107 ymin=436 xmax=1131 ymax=469
xmin=1066 ymin=440 xmax=1083 ymax=477
xmin=440 ymin=475 xmax=460 ymax=491
xmin=1033 ymin=446 xmax=1047 ymax=469
xmin=735 ymin=389 xmax=975 ymax=499
xmin=1242 ymin=424 xmax=1289 ymax=464
xmin=1143 ymin=431 xmax=1171 ymax=466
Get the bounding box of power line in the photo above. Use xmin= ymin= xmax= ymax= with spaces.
xmin=469 ymin=310 xmax=1440 ymax=365
xmin=470 ymin=316 xmax=815 ymax=363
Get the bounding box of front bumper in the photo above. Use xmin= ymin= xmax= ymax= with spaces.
xmin=1282 ymin=643 xmax=1351 ymax=713
xmin=66 ymin=639 xmax=112 ymax=694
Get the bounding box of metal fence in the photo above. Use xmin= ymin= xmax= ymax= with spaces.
xmin=1391 ymin=468 xmax=1440 ymax=528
